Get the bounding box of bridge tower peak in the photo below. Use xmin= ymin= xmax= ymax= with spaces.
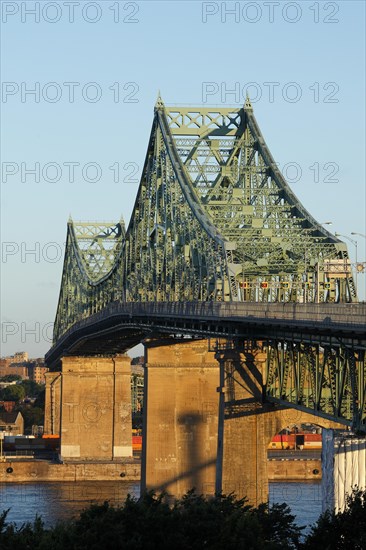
xmin=155 ymin=91 xmax=164 ymax=111
xmin=244 ymin=92 xmax=253 ymax=111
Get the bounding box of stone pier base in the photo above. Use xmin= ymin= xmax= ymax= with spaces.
xmin=142 ymin=339 xmax=219 ymax=497
xmin=44 ymin=356 xmax=132 ymax=462
xmin=142 ymin=339 xmax=341 ymax=506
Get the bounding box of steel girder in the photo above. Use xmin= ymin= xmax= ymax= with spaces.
xmin=53 ymin=219 xmax=125 ymax=341
xmin=265 ymin=340 xmax=366 ymax=431
xmin=53 ymin=97 xmax=358 ymax=343
xmin=165 ymin=97 xmax=356 ymax=303
xmin=124 ymin=100 xmax=232 ymax=303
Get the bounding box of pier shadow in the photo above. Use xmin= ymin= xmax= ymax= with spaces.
xmin=144 ymin=412 xmax=218 ymax=499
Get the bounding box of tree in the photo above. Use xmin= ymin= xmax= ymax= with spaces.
xmin=303 ymin=487 xmax=366 ymax=550
xmin=0 ymin=375 xmax=22 ymax=383
xmin=20 ymin=380 xmax=44 ymax=398
xmin=0 ymin=385 xmax=25 ymax=402
xmin=1 ymin=487 xmax=366 ymax=549
xmin=0 ymin=491 xmax=303 ymax=550
xmin=34 ymin=389 xmax=45 ymax=409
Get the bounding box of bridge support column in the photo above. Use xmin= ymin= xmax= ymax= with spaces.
xmin=46 ymin=356 xmax=132 ymax=461
xmin=322 ymin=429 xmax=366 ymax=512
xmin=216 ymin=346 xmax=272 ymax=505
xmin=142 ymin=339 xmax=219 ymax=497
xmin=142 ymin=340 xmax=280 ymax=504
xmin=44 ymin=371 xmax=62 ymax=435
xmin=218 ymin=344 xmax=345 ymax=505
xmin=142 ymin=339 xmax=342 ymax=505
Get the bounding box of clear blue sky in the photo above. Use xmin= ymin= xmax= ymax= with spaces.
xmin=1 ymin=0 xmax=365 ymax=357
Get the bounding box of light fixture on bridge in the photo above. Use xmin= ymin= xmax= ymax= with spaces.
xmin=335 ymin=232 xmax=359 ymax=296
xmin=351 ymin=233 xmax=366 ymax=274
xmin=303 ymin=222 xmax=332 ymax=304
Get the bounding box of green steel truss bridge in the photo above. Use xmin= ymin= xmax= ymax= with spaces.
xmin=46 ymin=97 xmax=366 ymax=432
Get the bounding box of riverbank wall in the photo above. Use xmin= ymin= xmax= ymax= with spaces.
xmin=0 ymin=459 xmax=140 ymax=482
xmin=268 ymin=459 xmax=321 ymax=481
xmin=0 ymin=458 xmax=321 ymax=483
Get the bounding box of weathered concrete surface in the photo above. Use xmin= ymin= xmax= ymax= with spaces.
xmin=219 ymin=346 xmax=341 ymax=505
xmin=0 ymin=460 xmax=140 ymax=482
xmin=44 ymin=356 xmax=133 ymax=462
xmin=60 ymin=356 xmax=132 ymax=461
xmin=219 ymin=348 xmax=268 ymax=505
xmin=44 ymin=371 xmax=61 ymax=435
xmin=142 ymin=340 xmax=219 ymax=497
xmin=142 ymin=339 xmax=341 ymax=506
xmin=0 ymin=458 xmax=320 ymax=484
xmin=267 ymin=459 xmax=321 ymax=481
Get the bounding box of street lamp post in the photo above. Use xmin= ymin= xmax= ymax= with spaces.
xmin=351 ymin=233 xmax=366 ymax=299
xmin=335 ymin=232 xmax=358 ymax=298
xmin=311 ymin=222 xmax=332 ymax=303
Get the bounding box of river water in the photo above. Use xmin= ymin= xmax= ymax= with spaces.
xmin=0 ymin=480 xmax=322 ymax=532
xmin=269 ymin=481 xmax=322 ymax=532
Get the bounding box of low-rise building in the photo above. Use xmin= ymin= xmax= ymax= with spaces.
xmin=29 ymin=362 xmax=48 ymax=384
xmin=2 ymin=401 xmax=16 ymax=412
xmin=0 ymin=411 xmax=24 ymax=435
xmin=0 ymin=353 xmax=48 ymax=383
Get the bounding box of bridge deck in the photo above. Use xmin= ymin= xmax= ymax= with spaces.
xmin=46 ymin=301 xmax=366 ymax=368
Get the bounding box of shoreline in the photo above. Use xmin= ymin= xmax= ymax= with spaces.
xmin=0 ymin=457 xmax=321 ymax=483
xmin=268 ymin=458 xmax=321 ymax=481
xmin=0 ymin=459 xmax=140 ymax=482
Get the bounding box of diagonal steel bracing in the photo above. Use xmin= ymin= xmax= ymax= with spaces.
xmin=164 ymin=97 xmax=356 ymax=303
xmin=124 ymin=100 xmax=231 ymax=303
xmin=54 ymin=96 xmax=358 ymax=344
xmin=265 ymin=340 xmax=365 ymax=432
xmin=53 ymin=218 xmax=125 ymax=340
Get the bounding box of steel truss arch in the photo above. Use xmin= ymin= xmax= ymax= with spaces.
xmin=52 ymin=97 xmax=358 ymax=344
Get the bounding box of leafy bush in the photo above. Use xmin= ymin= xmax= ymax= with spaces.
xmin=1 ymin=488 xmax=365 ymax=549
xmin=0 ymin=385 xmax=25 ymax=402
xmin=302 ymin=487 xmax=366 ymax=550
xmin=0 ymin=375 xmax=22 ymax=383
xmin=0 ymin=490 xmax=301 ymax=550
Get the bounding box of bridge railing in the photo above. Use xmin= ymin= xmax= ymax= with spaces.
xmin=103 ymin=300 xmax=366 ymax=326
xmin=88 ymin=300 xmax=366 ymax=329
xmin=53 ymin=301 xmax=365 ymax=350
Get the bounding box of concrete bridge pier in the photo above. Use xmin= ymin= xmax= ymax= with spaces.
xmin=142 ymin=339 xmax=220 ymax=497
xmin=44 ymin=356 xmax=132 ymax=461
xmin=142 ymin=339 xmax=276 ymax=504
xmin=216 ymin=346 xmax=271 ymax=505
xmin=216 ymin=345 xmax=341 ymax=504
xmin=142 ymin=339 xmax=341 ymax=506
xmin=44 ymin=371 xmax=62 ymax=435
